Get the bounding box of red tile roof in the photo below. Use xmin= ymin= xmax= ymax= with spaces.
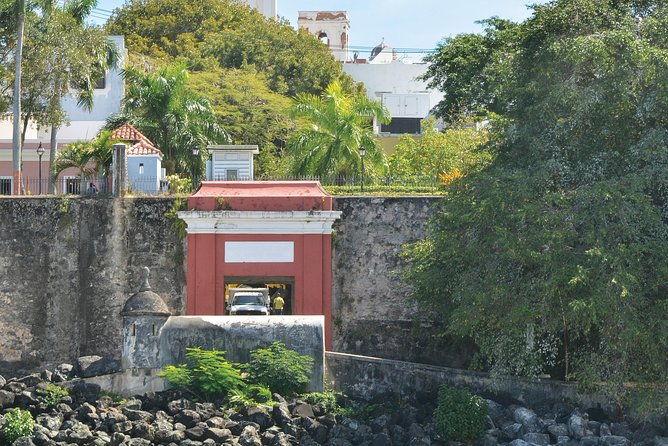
xmin=111 ymin=123 xmax=163 ymax=157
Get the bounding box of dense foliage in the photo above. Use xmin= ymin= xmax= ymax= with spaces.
xmin=1 ymin=408 xmax=34 ymax=444
xmin=433 ymin=385 xmax=488 ymax=442
xmin=161 ymin=344 xmax=314 ymax=402
xmin=105 ymin=0 xmax=345 ymax=97
xmin=387 ymin=120 xmax=492 ymax=179
xmin=288 ymin=80 xmax=390 ymax=178
xmin=405 ymin=0 xmax=668 ymax=409
xmin=160 ymin=347 xmax=246 ymax=401
xmin=243 ymin=342 xmax=314 ymax=396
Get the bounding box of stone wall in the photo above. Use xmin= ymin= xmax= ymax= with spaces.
xmin=0 ymin=196 xmax=450 ymax=375
xmin=0 ymin=198 xmax=185 ymax=376
xmin=331 ymin=197 xmax=472 ymax=367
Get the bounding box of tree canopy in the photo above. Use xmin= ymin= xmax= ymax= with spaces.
xmin=406 ymin=0 xmax=668 ymax=409
xmin=105 ymin=0 xmax=346 ymax=97
xmin=287 ymin=80 xmax=390 ymax=178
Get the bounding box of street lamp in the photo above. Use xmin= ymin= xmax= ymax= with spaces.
xmin=36 ymin=142 xmax=45 ymax=195
xmin=192 ymin=144 xmax=200 ymax=189
xmin=359 ymin=146 xmax=366 ymax=193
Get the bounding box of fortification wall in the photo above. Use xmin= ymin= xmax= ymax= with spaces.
xmin=0 ymin=196 xmax=445 ymax=376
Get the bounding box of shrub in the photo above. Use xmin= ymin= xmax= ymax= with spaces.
xmin=244 ymin=342 xmax=314 ymax=396
xmin=35 ymin=383 xmax=69 ymax=407
xmin=302 ymin=390 xmax=342 ymax=414
xmin=1 ymin=408 xmax=34 ymax=444
xmin=433 ymin=385 xmax=488 ymax=443
xmin=160 ymin=347 xmax=246 ymax=401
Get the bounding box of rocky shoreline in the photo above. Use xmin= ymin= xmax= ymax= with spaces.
xmin=0 ymin=360 xmax=667 ymax=446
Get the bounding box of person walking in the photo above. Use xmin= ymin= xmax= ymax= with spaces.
xmin=273 ymin=294 xmax=285 ymax=315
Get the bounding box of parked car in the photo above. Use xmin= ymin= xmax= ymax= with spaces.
xmin=227 ymin=288 xmax=270 ymax=315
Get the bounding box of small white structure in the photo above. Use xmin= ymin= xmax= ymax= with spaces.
xmin=111 ymin=124 xmax=165 ymax=194
xmin=206 ymin=145 xmax=259 ymax=181
xmin=298 ymin=11 xmax=350 ymax=62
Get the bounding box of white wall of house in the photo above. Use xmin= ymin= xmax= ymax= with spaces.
xmin=343 ymin=62 xmax=444 ymax=134
xmin=128 ymin=154 xmax=162 ymax=193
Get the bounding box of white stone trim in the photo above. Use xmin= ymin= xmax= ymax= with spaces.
xmin=177 ymin=210 xmax=342 ymax=234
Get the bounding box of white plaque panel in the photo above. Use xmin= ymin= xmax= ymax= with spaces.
xmin=225 ymin=241 xmax=294 ymax=263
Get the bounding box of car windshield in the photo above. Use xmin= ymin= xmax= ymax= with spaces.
xmin=233 ymin=294 xmax=264 ymax=305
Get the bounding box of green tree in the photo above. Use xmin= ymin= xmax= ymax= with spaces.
xmin=106 ymin=63 xmax=227 ymax=176
xmin=287 ymin=80 xmax=390 ymax=178
xmin=52 ymin=129 xmax=116 ymax=179
xmin=387 ymin=119 xmax=492 ymax=179
xmin=405 ymin=0 xmax=668 ymax=410
xmin=105 ymin=0 xmax=348 ymax=97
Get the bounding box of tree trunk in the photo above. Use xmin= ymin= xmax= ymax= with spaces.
xmin=48 ymin=125 xmax=57 ymax=194
xmin=12 ymin=0 xmax=25 ymax=195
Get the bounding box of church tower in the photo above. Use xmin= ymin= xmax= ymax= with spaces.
xmin=298 ymin=11 xmax=350 ymax=62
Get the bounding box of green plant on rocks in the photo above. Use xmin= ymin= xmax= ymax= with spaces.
xmin=160 ymin=347 xmax=246 ymax=402
xmin=243 ymin=342 xmax=314 ymax=396
xmin=1 ymin=408 xmax=34 ymax=444
xmin=433 ymin=384 xmax=488 ymax=443
xmin=35 ymin=383 xmax=69 ymax=407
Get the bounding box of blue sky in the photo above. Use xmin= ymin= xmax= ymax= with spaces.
xmin=93 ymin=0 xmax=545 ymax=55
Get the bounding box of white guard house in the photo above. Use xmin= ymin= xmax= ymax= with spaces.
xmin=206 ymin=145 xmax=259 ymax=181
xmin=110 ymin=124 xmax=166 ymax=193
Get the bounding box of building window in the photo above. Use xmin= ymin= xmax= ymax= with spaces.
xmin=95 ymin=75 xmax=106 ymax=89
xmin=318 ymin=32 xmax=330 ymax=46
xmin=0 ymin=177 xmax=12 ymax=195
xmin=139 ymin=163 xmax=144 ymax=175
xmin=226 ymin=169 xmax=238 ymax=181
xmin=380 ymin=117 xmax=422 ymax=135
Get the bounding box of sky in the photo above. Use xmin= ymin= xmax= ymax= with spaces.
xmin=92 ymin=0 xmax=546 ymax=58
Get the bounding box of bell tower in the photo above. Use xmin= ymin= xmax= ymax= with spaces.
xmin=298 ymin=11 xmax=350 ymax=62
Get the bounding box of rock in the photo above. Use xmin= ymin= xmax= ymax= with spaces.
xmin=205 ymin=416 xmax=225 ymax=429
xmin=35 ymin=413 xmax=63 ymax=431
xmin=503 ymin=423 xmax=524 ymax=440
xmin=656 ymin=437 xmax=668 ymax=446
xmin=4 ymin=381 xmax=26 ymax=393
xmin=272 ymin=403 xmax=292 ymax=427
xmin=557 ymin=436 xmax=571 ymax=445
xmin=51 ymin=370 xmax=68 ymax=383
xmin=127 ymin=439 xmax=152 ymax=446
xmin=301 ymin=417 xmax=328 ymax=444
xmin=185 ymin=424 xmax=207 ymax=441
xmin=579 ymin=436 xmax=600 ymax=446
xmin=239 ymin=424 xmax=262 ymax=446
xmin=16 ymin=373 xmax=42 ymax=387
xmin=174 ymin=409 xmax=201 ymax=428
xmin=372 ymin=432 xmax=392 ymax=446
xmin=131 ymin=421 xmax=155 ymax=441
xmin=244 ymin=405 xmax=273 ymax=430
xmin=523 ymin=432 xmax=550 ymax=445
xmin=68 ymin=421 xmax=94 ymax=444
xmin=514 ymin=407 xmax=546 ymax=434
xmin=610 ymin=423 xmax=631 ymax=438
xmin=76 ymin=356 xmax=120 ymax=377
xmin=39 ymin=369 xmax=52 ymax=383
xmin=155 ymin=429 xmax=186 ymax=443
xmin=204 ymin=427 xmax=232 ymax=442
xmin=12 ymin=438 xmax=36 ymax=446
xmin=487 ymin=399 xmax=510 ymax=425
xmin=509 ymin=440 xmax=532 ymax=446
xmin=318 ymin=412 xmax=337 ymax=429
xmin=167 ymin=398 xmax=194 ymax=415
xmin=291 ymin=402 xmax=315 ymax=418
xmin=389 ymin=424 xmax=406 ymax=444
xmin=123 ymin=398 xmax=143 ymax=410
xmin=123 ymin=408 xmax=154 ymax=422
xmin=548 ymin=423 xmax=571 ymax=438
xmin=78 ymin=402 xmax=99 ymax=422
xmin=0 ymin=389 xmax=16 ymax=408
xmin=600 ymin=436 xmax=631 ymax=446
xmin=600 ymin=424 xmax=612 ymax=437
xmin=568 ymin=411 xmax=588 ymax=440
xmin=0 ymin=374 xmax=5 ymax=387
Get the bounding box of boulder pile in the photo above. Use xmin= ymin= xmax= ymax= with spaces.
xmin=0 ymin=360 xmax=666 ymax=446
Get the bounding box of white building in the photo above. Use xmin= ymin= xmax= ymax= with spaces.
xmin=206 ymin=145 xmax=259 ymax=181
xmin=298 ymin=11 xmax=350 ymax=62
xmin=0 ymin=36 xmax=125 ymax=194
xmin=242 ymin=0 xmax=277 ymax=19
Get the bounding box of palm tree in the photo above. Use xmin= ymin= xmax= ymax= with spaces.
xmin=106 ymin=63 xmax=228 ymax=177
xmin=52 ymin=130 xmax=116 ymax=181
xmin=287 ymin=80 xmax=391 ymax=179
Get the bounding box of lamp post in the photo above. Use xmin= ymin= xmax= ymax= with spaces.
xmin=359 ymin=146 xmax=366 ymax=193
xmin=36 ymin=142 xmax=45 ymax=195
xmin=192 ymin=144 xmax=200 ymax=189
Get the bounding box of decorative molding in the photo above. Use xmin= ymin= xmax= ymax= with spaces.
xmin=178 ymin=210 xmax=342 ymax=235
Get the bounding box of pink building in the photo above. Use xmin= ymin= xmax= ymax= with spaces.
xmin=178 ymin=181 xmax=341 ymax=348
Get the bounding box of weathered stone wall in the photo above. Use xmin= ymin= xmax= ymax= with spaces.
xmin=331 ymin=197 xmax=472 ymax=367
xmin=0 ymin=197 xmax=185 ymax=376
xmin=0 ymin=196 xmax=453 ymax=375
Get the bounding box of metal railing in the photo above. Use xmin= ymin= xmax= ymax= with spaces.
xmin=1 ymin=174 xmax=444 ymax=196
